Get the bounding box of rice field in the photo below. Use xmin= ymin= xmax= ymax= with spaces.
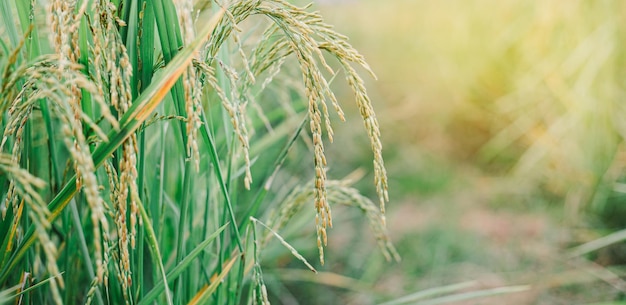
xmin=3 ymin=0 xmax=626 ymax=304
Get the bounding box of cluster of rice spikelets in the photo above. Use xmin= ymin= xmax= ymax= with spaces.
xmin=200 ymin=1 xmax=257 ymax=190
xmin=205 ymin=0 xmax=389 ymax=264
xmin=1 ymin=0 xmax=141 ymax=298
xmin=89 ymin=0 xmax=141 ymax=296
xmin=48 ymin=0 xmax=112 ymax=286
xmin=0 ymin=5 xmax=113 ymax=302
xmin=266 ymin=178 xmax=399 ymax=264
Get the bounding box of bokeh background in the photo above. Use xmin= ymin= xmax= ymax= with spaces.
xmin=263 ymin=0 xmax=626 ymax=304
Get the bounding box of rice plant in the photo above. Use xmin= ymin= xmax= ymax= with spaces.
xmin=0 ymin=0 xmax=395 ymax=304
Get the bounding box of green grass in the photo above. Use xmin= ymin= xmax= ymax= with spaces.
xmin=0 ymin=1 xmax=394 ymax=304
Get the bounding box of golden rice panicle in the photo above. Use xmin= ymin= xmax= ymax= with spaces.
xmin=307 ymin=7 xmax=388 ymax=216
xmin=195 ymin=57 xmax=253 ymax=188
xmin=84 ymin=276 xmax=101 ymax=305
xmin=202 ymin=3 xmax=256 ymax=189
xmin=253 ymin=1 xmax=335 ymax=264
xmin=1 ymin=53 xmax=113 ymax=290
xmin=312 ymin=103 xmax=331 ymax=265
xmin=342 ymin=63 xmax=389 ymax=216
xmin=224 ymin=6 xmax=259 ymax=179
xmin=224 ymin=63 xmax=253 ymax=188
xmin=88 ymin=1 xmax=119 ymax=130
xmin=48 ymin=0 xmax=110 ymax=283
xmin=60 ymin=120 xmax=109 ymax=281
xmin=208 ymin=0 xmax=388 ymax=265
xmin=297 ymin=5 xmax=388 ymax=217
xmin=316 ymin=22 xmax=388 ymax=216
xmin=90 ymin=0 xmax=138 ymax=293
xmin=103 ymin=162 xmax=131 ymax=300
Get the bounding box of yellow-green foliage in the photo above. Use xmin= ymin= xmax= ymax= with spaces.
xmin=322 ymin=0 xmax=626 ymax=205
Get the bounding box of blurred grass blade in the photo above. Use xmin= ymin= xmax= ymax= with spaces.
xmin=274 ymin=269 xmax=368 ymax=291
xmin=379 ymin=284 xmax=530 ymax=305
xmin=568 ymin=228 xmax=626 ymax=258
xmin=8 ymin=273 xmax=64 ymax=299
xmin=138 ymin=224 xmax=228 ymax=305
xmin=378 ymin=281 xmax=477 ymax=305
xmin=0 ymin=284 xmax=20 ymax=305
xmin=137 ymin=195 xmax=173 ymax=305
xmin=186 ymin=253 xmax=240 ymax=305
xmin=69 ymin=201 xmax=104 ymax=305
xmin=0 ymin=7 xmax=226 ymax=286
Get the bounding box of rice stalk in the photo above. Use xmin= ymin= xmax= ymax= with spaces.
xmin=250 ymin=218 xmax=270 ymax=305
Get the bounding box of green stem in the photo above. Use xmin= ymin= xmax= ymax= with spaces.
xmin=138 ymin=196 xmax=174 ymax=305
xmin=199 ymin=109 xmax=244 ymax=252
xmin=69 ymin=200 xmax=105 ymax=305
xmin=174 ymin=160 xmax=194 ymax=304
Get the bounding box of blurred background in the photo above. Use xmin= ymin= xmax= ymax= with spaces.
xmin=261 ymin=0 xmax=626 ymax=304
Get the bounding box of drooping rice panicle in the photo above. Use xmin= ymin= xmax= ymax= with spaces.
xmin=49 ymin=0 xmax=111 ymax=284
xmin=89 ymin=0 xmax=140 ymax=294
xmin=265 ymin=178 xmax=398 ymax=263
